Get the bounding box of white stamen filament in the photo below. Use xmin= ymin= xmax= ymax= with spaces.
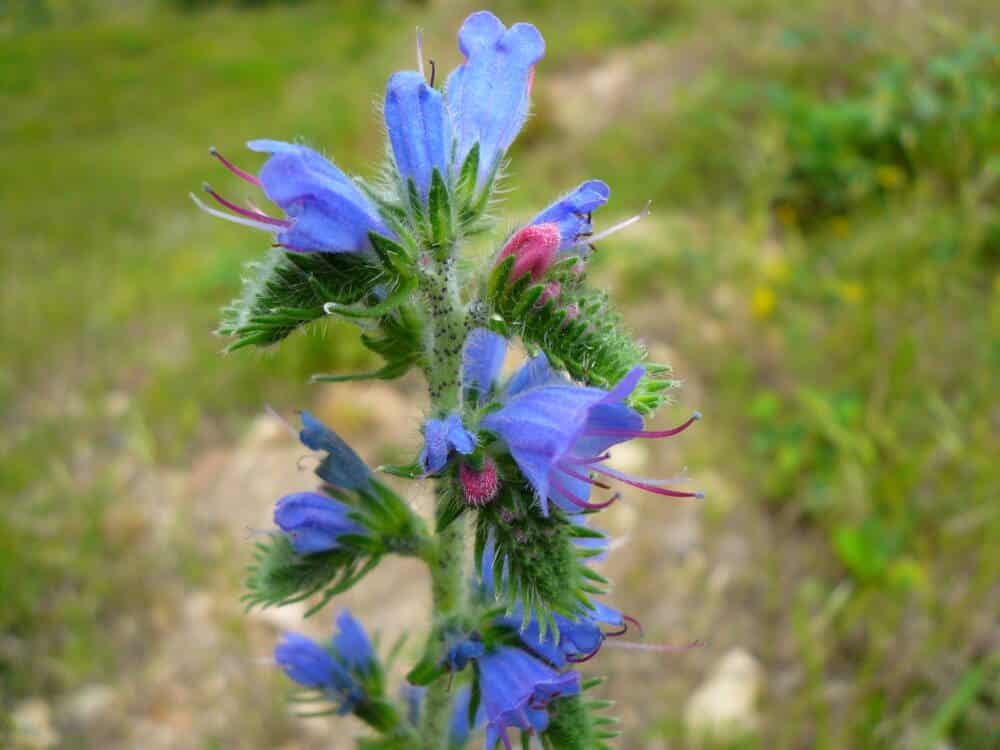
xmin=605 ymin=640 xmax=703 ymax=653
xmin=265 ymin=405 xmax=300 ymax=439
xmin=415 ymin=27 xmax=425 ymax=78
xmin=580 ymin=200 xmax=652 ymax=246
xmin=190 ymin=193 xmax=280 ymax=233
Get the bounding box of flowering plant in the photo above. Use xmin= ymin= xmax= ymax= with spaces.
xmin=196 ymin=11 xmax=700 ymax=749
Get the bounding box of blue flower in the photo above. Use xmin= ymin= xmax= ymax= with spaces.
xmin=332 ymin=610 xmax=375 ymax=673
xmin=445 ymin=633 xmax=487 ymax=671
xmin=384 ymin=71 xmax=452 ymax=200
xmin=529 ymin=180 xmax=611 ymax=251
xmin=193 ymin=141 xmax=395 ymax=254
xmin=273 ymin=491 xmax=362 ymax=555
xmin=447 ymin=11 xmax=545 ymax=190
xmin=274 ymin=610 xmax=374 ymax=715
xmin=495 ymin=599 xmax=624 ymax=668
xmin=462 ymin=328 xmax=508 ymax=406
xmin=420 ymin=414 xmax=476 ymax=474
xmin=482 ymin=356 xmax=703 ymax=514
xmin=298 ymin=411 xmax=372 ymax=490
xmin=477 ymin=646 xmax=580 ymax=749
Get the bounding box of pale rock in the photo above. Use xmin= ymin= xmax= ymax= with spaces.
xmin=12 ymin=699 xmax=60 ymax=749
xmin=684 ymin=648 xmax=763 ymax=739
xmin=63 ymin=683 xmax=116 ymax=725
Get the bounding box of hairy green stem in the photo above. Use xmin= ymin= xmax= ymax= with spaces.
xmin=418 ymin=256 xmax=470 ymax=750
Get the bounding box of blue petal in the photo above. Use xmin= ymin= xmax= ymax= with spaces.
xmin=246 ymin=140 xmax=394 ymax=252
xmin=462 ymin=327 xmax=508 ymax=405
xmin=502 ymin=353 xmax=565 ymax=399
xmin=445 ymin=414 xmax=476 ymax=455
xmin=332 ymin=610 xmax=375 ymax=672
xmin=420 ymin=415 xmax=475 ymax=473
xmin=384 ymin=71 xmax=452 ymax=200
xmin=273 ymin=491 xmax=360 ymax=554
xmin=446 ymin=11 xmax=545 ymax=189
xmin=530 ymin=180 xmax=611 ymax=249
xmin=299 ymin=411 xmax=372 ymax=490
xmin=477 ymin=646 xmax=580 ymax=745
xmin=420 ymin=418 xmax=452 ymax=474
xmin=274 ymin=632 xmax=339 ymax=688
xmin=482 ymin=384 xmax=605 ymax=508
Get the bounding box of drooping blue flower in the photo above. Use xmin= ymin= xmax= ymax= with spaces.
xmin=298 ymin=411 xmax=372 ymax=491
xmin=274 ymin=610 xmax=375 ymax=714
xmin=273 ymin=491 xmax=362 ymax=555
xmin=477 ymin=646 xmax=580 ymax=750
xmin=420 ymin=414 xmax=476 ymax=474
xmin=481 ymin=356 xmax=703 ymax=514
xmin=446 ymin=11 xmax=545 ymax=190
xmin=384 ymin=71 xmax=452 ymax=200
xmin=445 ymin=633 xmax=487 ymax=672
xmin=193 ymin=141 xmax=395 ymax=254
xmin=495 ymin=599 xmax=624 ymax=668
xmin=274 ymin=630 xmax=364 ymax=714
xmin=332 ymin=610 xmax=375 ymax=673
xmin=529 ymin=180 xmax=611 ymax=251
xmin=462 ymin=328 xmax=508 ymax=406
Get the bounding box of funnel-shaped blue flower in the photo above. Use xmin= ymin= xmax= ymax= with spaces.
xmin=496 ymin=599 xmax=624 ymax=668
xmin=530 ymin=180 xmax=611 ymax=251
xmin=332 ymin=610 xmax=375 ymax=673
xmin=274 ymin=491 xmax=362 ymax=555
xmin=194 ymin=141 xmax=395 ymax=254
xmin=447 ymin=11 xmax=545 ymax=190
xmin=482 ymin=355 xmax=702 ymax=514
xmin=384 ymin=71 xmax=452 ymax=200
xmin=477 ymin=646 xmax=579 ymax=749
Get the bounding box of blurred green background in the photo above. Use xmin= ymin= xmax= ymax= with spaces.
xmin=1 ymin=0 xmax=998 ymax=748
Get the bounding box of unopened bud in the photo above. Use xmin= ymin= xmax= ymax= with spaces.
xmin=459 ymin=458 xmax=499 ymax=506
xmin=497 ymin=223 xmax=561 ymax=282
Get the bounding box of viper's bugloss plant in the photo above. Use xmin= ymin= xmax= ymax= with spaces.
xmin=196 ymin=10 xmax=702 ymax=749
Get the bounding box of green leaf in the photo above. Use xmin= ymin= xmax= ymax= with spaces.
xmin=406 ymin=651 xmax=446 ymax=686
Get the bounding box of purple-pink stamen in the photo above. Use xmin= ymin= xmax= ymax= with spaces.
xmin=556 ymin=463 xmax=613 ymax=489
xmin=590 ymin=463 xmax=701 ymax=499
xmin=203 ymin=184 xmax=288 ymax=227
xmin=584 ymin=411 xmax=701 ymax=440
xmin=550 ymin=476 xmax=620 ymax=510
xmin=209 ymin=146 xmax=261 ymax=186
xmin=565 ymin=452 xmax=611 ymax=466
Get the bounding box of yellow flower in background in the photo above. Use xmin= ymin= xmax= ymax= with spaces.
xmin=751 ymin=286 xmax=776 ymax=318
xmin=837 ymin=281 xmax=863 ymax=304
xmin=876 ymin=164 xmax=906 ymax=190
xmin=762 ymin=255 xmax=790 ymax=283
xmin=831 ymin=217 xmax=851 ymax=236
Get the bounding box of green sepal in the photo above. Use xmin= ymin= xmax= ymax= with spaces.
xmin=487 ymin=272 xmax=678 ymax=416
xmin=427 ymin=168 xmax=454 ymax=255
xmin=540 ymin=680 xmax=620 ymax=750
xmin=377 ymin=460 xmax=425 ymax=479
xmin=406 ymin=650 xmax=447 ymax=686
xmin=368 ymin=231 xmax=414 ymax=276
xmin=323 ymin=277 xmax=417 ymax=319
xmin=436 ymin=492 xmax=468 ymax=534
xmin=475 ymin=474 xmax=607 ymax=640
xmin=219 ymin=249 xmax=386 ymax=350
xmin=310 ymin=359 xmax=414 ymax=384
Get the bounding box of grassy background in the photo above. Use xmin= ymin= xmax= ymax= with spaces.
xmin=1 ymin=0 xmax=998 ymax=747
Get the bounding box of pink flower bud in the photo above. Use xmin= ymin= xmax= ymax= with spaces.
xmin=497 ymin=223 xmax=561 ymax=282
xmin=459 ymin=458 xmax=500 ymax=506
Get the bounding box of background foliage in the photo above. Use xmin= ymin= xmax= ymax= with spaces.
xmin=1 ymin=0 xmax=997 ymax=748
